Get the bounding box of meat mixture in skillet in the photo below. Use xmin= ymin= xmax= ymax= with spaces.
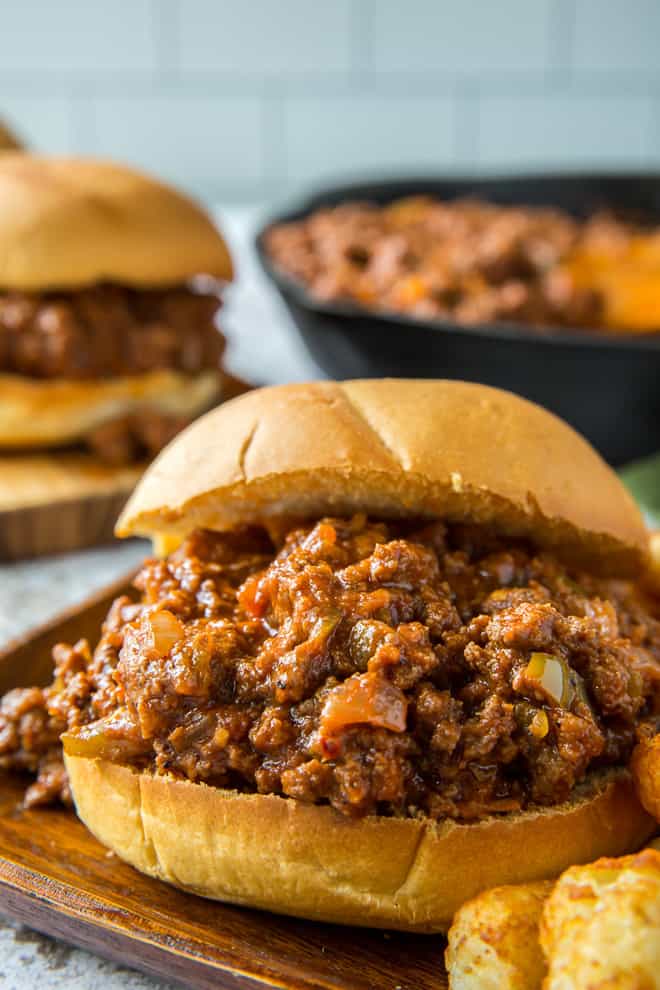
xmin=265 ymin=197 xmax=660 ymax=332
xmin=0 ymin=283 xmax=225 ymax=462
xmin=1 ymin=516 xmax=658 ymax=817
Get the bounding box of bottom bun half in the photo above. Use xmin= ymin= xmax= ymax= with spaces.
xmin=0 ymin=453 xmax=143 ymax=511
xmin=0 ymin=369 xmax=221 ymax=448
xmin=65 ymin=756 xmax=655 ymax=932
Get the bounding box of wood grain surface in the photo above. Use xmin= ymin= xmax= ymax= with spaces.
xmin=0 ymin=486 xmax=133 ymax=562
xmin=0 ymin=372 xmax=252 ymax=562
xmin=0 ymin=574 xmax=449 ymax=990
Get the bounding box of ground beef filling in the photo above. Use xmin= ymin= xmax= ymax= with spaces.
xmin=265 ymin=197 xmax=656 ymax=332
xmin=1 ymin=517 xmax=659 ymax=817
xmin=0 ymin=283 xmax=224 ymax=380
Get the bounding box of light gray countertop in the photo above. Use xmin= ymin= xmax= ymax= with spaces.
xmin=0 ymin=205 xmax=322 ymax=988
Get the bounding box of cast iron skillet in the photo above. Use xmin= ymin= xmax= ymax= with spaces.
xmin=256 ymin=174 xmax=660 ymax=465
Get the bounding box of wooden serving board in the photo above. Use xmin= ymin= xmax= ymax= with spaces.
xmin=0 ymin=373 xmax=252 ymax=562
xmin=0 ymin=575 xmax=448 ymax=990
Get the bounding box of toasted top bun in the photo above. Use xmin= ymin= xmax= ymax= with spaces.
xmin=64 ymin=757 xmax=655 ymax=933
xmin=117 ymin=379 xmax=647 ymax=576
xmin=0 ymin=154 xmax=233 ymax=290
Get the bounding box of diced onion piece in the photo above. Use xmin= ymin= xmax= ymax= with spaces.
xmin=62 ymin=728 xmax=105 ymax=758
xmin=320 ymin=671 xmax=407 ymax=740
xmin=146 ymin=609 xmax=185 ymax=656
xmin=526 ymin=652 xmax=569 ymax=707
xmin=62 ymin=710 xmax=146 ymax=760
xmin=119 ymin=610 xmax=185 ymax=685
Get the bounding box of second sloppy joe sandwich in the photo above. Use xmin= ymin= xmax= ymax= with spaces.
xmin=1 ymin=380 xmax=658 ymax=930
xmin=0 ymin=153 xmax=233 ymax=544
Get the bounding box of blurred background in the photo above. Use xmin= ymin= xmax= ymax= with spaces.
xmin=2 ymin=0 xmax=660 ymax=202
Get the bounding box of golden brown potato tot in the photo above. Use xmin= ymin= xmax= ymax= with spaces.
xmin=445 ymin=881 xmax=553 ymax=990
xmin=631 ymin=734 xmax=660 ymax=822
xmin=540 ymin=848 xmax=660 ymax=990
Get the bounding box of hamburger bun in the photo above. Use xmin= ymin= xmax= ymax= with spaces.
xmin=0 ymin=154 xmax=232 ymax=290
xmin=118 ymin=379 xmax=647 ymax=575
xmin=0 ymin=369 xmax=221 ymax=448
xmin=64 ymin=757 xmax=654 ymax=933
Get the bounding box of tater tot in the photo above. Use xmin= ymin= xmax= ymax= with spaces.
xmin=540 ymin=848 xmax=660 ymax=990
xmin=445 ymin=881 xmax=553 ymax=989
xmin=631 ymin=734 xmax=660 ymax=822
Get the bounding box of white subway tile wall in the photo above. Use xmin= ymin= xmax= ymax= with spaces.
xmin=477 ymin=94 xmax=654 ymax=168
xmin=369 ymin=0 xmax=555 ymax=74
xmin=0 ymin=0 xmax=657 ymax=202
xmin=0 ymin=0 xmax=158 ymax=74
xmin=284 ymin=96 xmax=456 ymax=182
xmin=0 ymin=97 xmax=74 ymax=154
xmin=572 ymin=0 xmax=660 ymax=73
xmin=177 ymin=0 xmax=354 ymax=76
xmin=85 ymin=95 xmax=266 ymax=196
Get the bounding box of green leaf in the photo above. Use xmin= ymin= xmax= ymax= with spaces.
xmin=620 ymin=454 xmax=660 ymax=528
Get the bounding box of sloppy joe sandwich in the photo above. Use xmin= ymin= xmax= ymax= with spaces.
xmin=1 ymin=380 xmax=658 ymax=931
xmin=0 ymin=153 xmax=232 ymax=527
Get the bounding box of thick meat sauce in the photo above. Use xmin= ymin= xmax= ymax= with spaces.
xmin=265 ymin=197 xmax=660 ymax=332
xmin=0 ymin=283 xmax=224 ymax=380
xmin=1 ymin=517 xmax=659 ymax=818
